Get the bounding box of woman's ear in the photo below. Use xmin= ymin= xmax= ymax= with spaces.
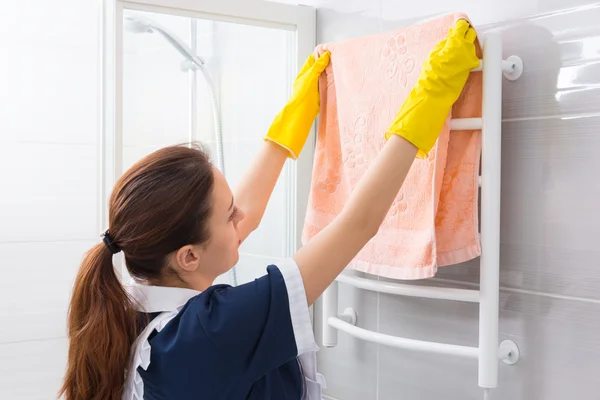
xmin=174 ymin=244 xmax=203 ymax=273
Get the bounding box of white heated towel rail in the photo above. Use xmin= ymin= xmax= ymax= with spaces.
xmin=320 ymin=32 xmax=523 ymax=395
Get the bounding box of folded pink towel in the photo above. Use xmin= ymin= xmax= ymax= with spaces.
xmin=302 ymin=13 xmax=482 ymax=280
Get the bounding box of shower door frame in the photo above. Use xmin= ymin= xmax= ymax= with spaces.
xmin=100 ymin=0 xmax=316 ymax=281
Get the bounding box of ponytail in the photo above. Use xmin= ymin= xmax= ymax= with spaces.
xmin=59 ymin=145 xmax=216 ymax=398
xmin=59 ymin=243 xmax=138 ymax=400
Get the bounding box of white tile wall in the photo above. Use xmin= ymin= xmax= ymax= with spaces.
xmin=0 ymin=1 xmax=101 ymax=398
xmin=0 ymin=241 xmax=95 ymax=343
xmin=0 ymin=144 xmax=98 ymax=242
xmin=0 ymin=46 xmax=98 ymax=145
xmin=0 ymin=338 xmax=69 ymax=399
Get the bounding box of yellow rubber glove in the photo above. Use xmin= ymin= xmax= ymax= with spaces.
xmin=385 ymin=19 xmax=480 ymax=158
xmin=265 ymin=51 xmax=331 ymax=159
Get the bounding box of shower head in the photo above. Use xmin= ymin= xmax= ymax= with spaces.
xmin=124 ymin=14 xmax=206 ymax=68
xmin=124 ymin=16 xmax=153 ymax=34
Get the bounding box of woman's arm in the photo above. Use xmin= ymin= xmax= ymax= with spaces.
xmin=234 ymin=141 xmax=288 ymax=241
xmin=294 ymin=20 xmax=480 ymax=305
xmin=234 ymin=52 xmax=330 ymax=241
xmin=294 ymin=136 xmax=417 ymax=304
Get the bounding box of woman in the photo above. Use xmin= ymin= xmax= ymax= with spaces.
xmin=60 ymin=20 xmax=478 ymax=400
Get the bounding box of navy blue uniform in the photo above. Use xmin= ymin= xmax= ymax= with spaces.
xmin=125 ymin=261 xmax=321 ymax=400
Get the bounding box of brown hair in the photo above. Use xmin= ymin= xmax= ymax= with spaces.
xmin=59 ymin=144 xmax=214 ymax=400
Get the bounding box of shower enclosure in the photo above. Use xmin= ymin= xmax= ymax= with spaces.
xmin=102 ymin=0 xmax=315 ymax=285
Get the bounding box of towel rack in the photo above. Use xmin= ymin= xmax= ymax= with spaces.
xmin=320 ymin=32 xmax=523 ymax=394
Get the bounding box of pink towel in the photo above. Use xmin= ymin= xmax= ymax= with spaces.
xmin=302 ymin=13 xmax=482 ymax=280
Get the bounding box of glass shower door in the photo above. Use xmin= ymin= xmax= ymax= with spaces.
xmin=104 ymin=0 xmax=316 ymax=285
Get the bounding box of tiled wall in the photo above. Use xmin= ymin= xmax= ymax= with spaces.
xmin=309 ymin=1 xmax=600 ymax=399
xmin=0 ymin=0 xmax=100 ymax=398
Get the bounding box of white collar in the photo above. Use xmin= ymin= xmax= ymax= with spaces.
xmin=125 ymin=284 xmax=201 ymax=313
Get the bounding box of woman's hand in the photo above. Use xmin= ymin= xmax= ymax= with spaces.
xmin=385 ymin=19 xmax=480 ymax=158
xmin=264 ymin=51 xmax=331 ymax=159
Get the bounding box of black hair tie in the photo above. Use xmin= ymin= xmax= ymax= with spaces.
xmin=102 ymin=230 xmax=121 ymax=254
